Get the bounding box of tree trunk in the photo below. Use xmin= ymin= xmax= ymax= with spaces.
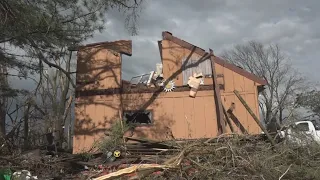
xmin=0 ymin=65 xmax=7 ymax=136
xmin=279 ymin=107 xmax=283 ymax=125
xmin=55 ymin=51 xmax=72 ymax=147
xmin=265 ymin=107 xmax=272 ymax=125
xmin=0 ymin=101 xmax=5 ymax=136
xmin=23 ymin=102 xmax=31 ymax=149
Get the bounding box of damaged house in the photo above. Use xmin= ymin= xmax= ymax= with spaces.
xmin=73 ymin=31 xmax=267 ymax=153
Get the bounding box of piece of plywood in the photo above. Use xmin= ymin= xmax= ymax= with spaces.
xmin=172 ymin=98 xmax=186 ymax=138
xmin=204 ymin=96 xmax=217 ymax=137
xmin=183 ymin=97 xmax=195 ymax=138
xmin=222 ymin=67 xmax=235 ymax=93
xmin=194 ymin=97 xmax=206 ymax=138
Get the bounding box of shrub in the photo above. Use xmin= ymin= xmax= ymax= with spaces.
xmin=95 ymin=120 xmax=132 ymax=154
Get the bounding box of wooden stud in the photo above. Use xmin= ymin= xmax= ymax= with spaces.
xmin=233 ymin=90 xmax=275 ymax=146
xmin=209 ymin=49 xmax=226 ymax=134
xmin=222 ymin=104 xmax=235 ymax=133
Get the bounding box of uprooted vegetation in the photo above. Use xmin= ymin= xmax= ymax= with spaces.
xmin=94 ymin=120 xmax=133 ymax=154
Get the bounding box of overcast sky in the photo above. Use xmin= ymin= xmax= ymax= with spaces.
xmin=86 ymin=0 xmax=320 ymax=83
xmin=6 ymin=0 xmax=320 ymax=128
xmin=8 ymin=0 xmax=320 ymax=90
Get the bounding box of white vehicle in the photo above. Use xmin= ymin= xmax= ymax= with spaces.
xmin=279 ymin=120 xmax=320 ymax=145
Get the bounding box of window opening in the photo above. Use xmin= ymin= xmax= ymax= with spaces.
xmin=123 ymin=110 xmax=152 ymax=125
xmin=295 ymin=123 xmax=310 ymax=132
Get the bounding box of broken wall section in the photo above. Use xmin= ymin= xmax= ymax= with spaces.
xmin=159 ymin=33 xmax=262 ymax=135
xmin=74 ymin=41 xmax=132 ymax=153
xmin=76 ymin=40 xmax=132 ymax=91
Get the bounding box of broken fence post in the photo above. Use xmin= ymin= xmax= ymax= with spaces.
xmin=233 ymin=90 xmax=275 ymax=146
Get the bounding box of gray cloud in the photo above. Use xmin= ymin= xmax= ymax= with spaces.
xmin=9 ymin=0 xmax=320 ymax=88
xmin=5 ymin=0 xmax=320 ymax=127
xmin=91 ymin=0 xmax=320 ymax=83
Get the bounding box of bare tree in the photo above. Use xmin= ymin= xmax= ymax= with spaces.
xmin=221 ymin=41 xmax=306 ymax=126
xmin=0 ymin=0 xmax=145 ymax=143
xmin=296 ymin=90 xmax=320 ymax=118
xmin=3 ymin=95 xmax=31 ymax=152
xmin=1 ymin=48 xmax=74 ymax=151
xmin=35 ymin=49 xmax=74 ymax=148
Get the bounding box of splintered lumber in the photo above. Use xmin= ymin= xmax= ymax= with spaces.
xmin=233 ymin=90 xmax=275 ymax=146
xmin=124 ymin=138 xmax=180 ymax=157
xmin=124 ymin=137 xmax=159 ymax=144
xmin=92 ymin=164 xmax=176 ymax=180
xmin=75 ymin=157 xmax=139 ymax=167
xmin=124 ymin=137 xmax=174 ymax=146
xmin=93 ymin=143 xmax=195 ymax=180
xmin=124 ymin=137 xmax=179 ymax=149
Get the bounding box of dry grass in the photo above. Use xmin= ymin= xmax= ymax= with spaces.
xmin=94 ymin=120 xmax=132 ymax=155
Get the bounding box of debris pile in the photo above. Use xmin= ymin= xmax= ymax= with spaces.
xmin=1 ymin=134 xmax=320 ymax=179
xmin=85 ymin=134 xmax=320 ymax=180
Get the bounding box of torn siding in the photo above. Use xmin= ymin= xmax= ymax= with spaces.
xmin=182 ymin=57 xmax=212 ymax=85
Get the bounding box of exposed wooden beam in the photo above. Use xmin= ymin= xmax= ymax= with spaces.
xmin=234 ymin=90 xmax=275 ymax=146
xmin=222 ymin=105 xmax=235 ymax=133
xmin=209 ymin=49 xmax=226 ymax=135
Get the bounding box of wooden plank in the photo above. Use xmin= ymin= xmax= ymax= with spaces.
xmin=194 ymin=97 xmax=206 ymax=138
xmin=227 ymin=109 xmax=248 ymax=134
xmin=173 ymin=98 xmax=186 ymax=138
xmin=209 ymin=49 xmax=226 ymax=134
xmin=233 ymin=90 xmax=275 ymax=146
xmin=203 ymin=96 xmax=217 ymax=137
xmin=183 ymin=97 xmax=195 ymax=138
xmin=124 ymin=137 xmax=160 ymax=144
xmin=222 ymin=104 xmax=235 ymax=133
xmin=126 ymin=149 xmax=178 ymax=152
